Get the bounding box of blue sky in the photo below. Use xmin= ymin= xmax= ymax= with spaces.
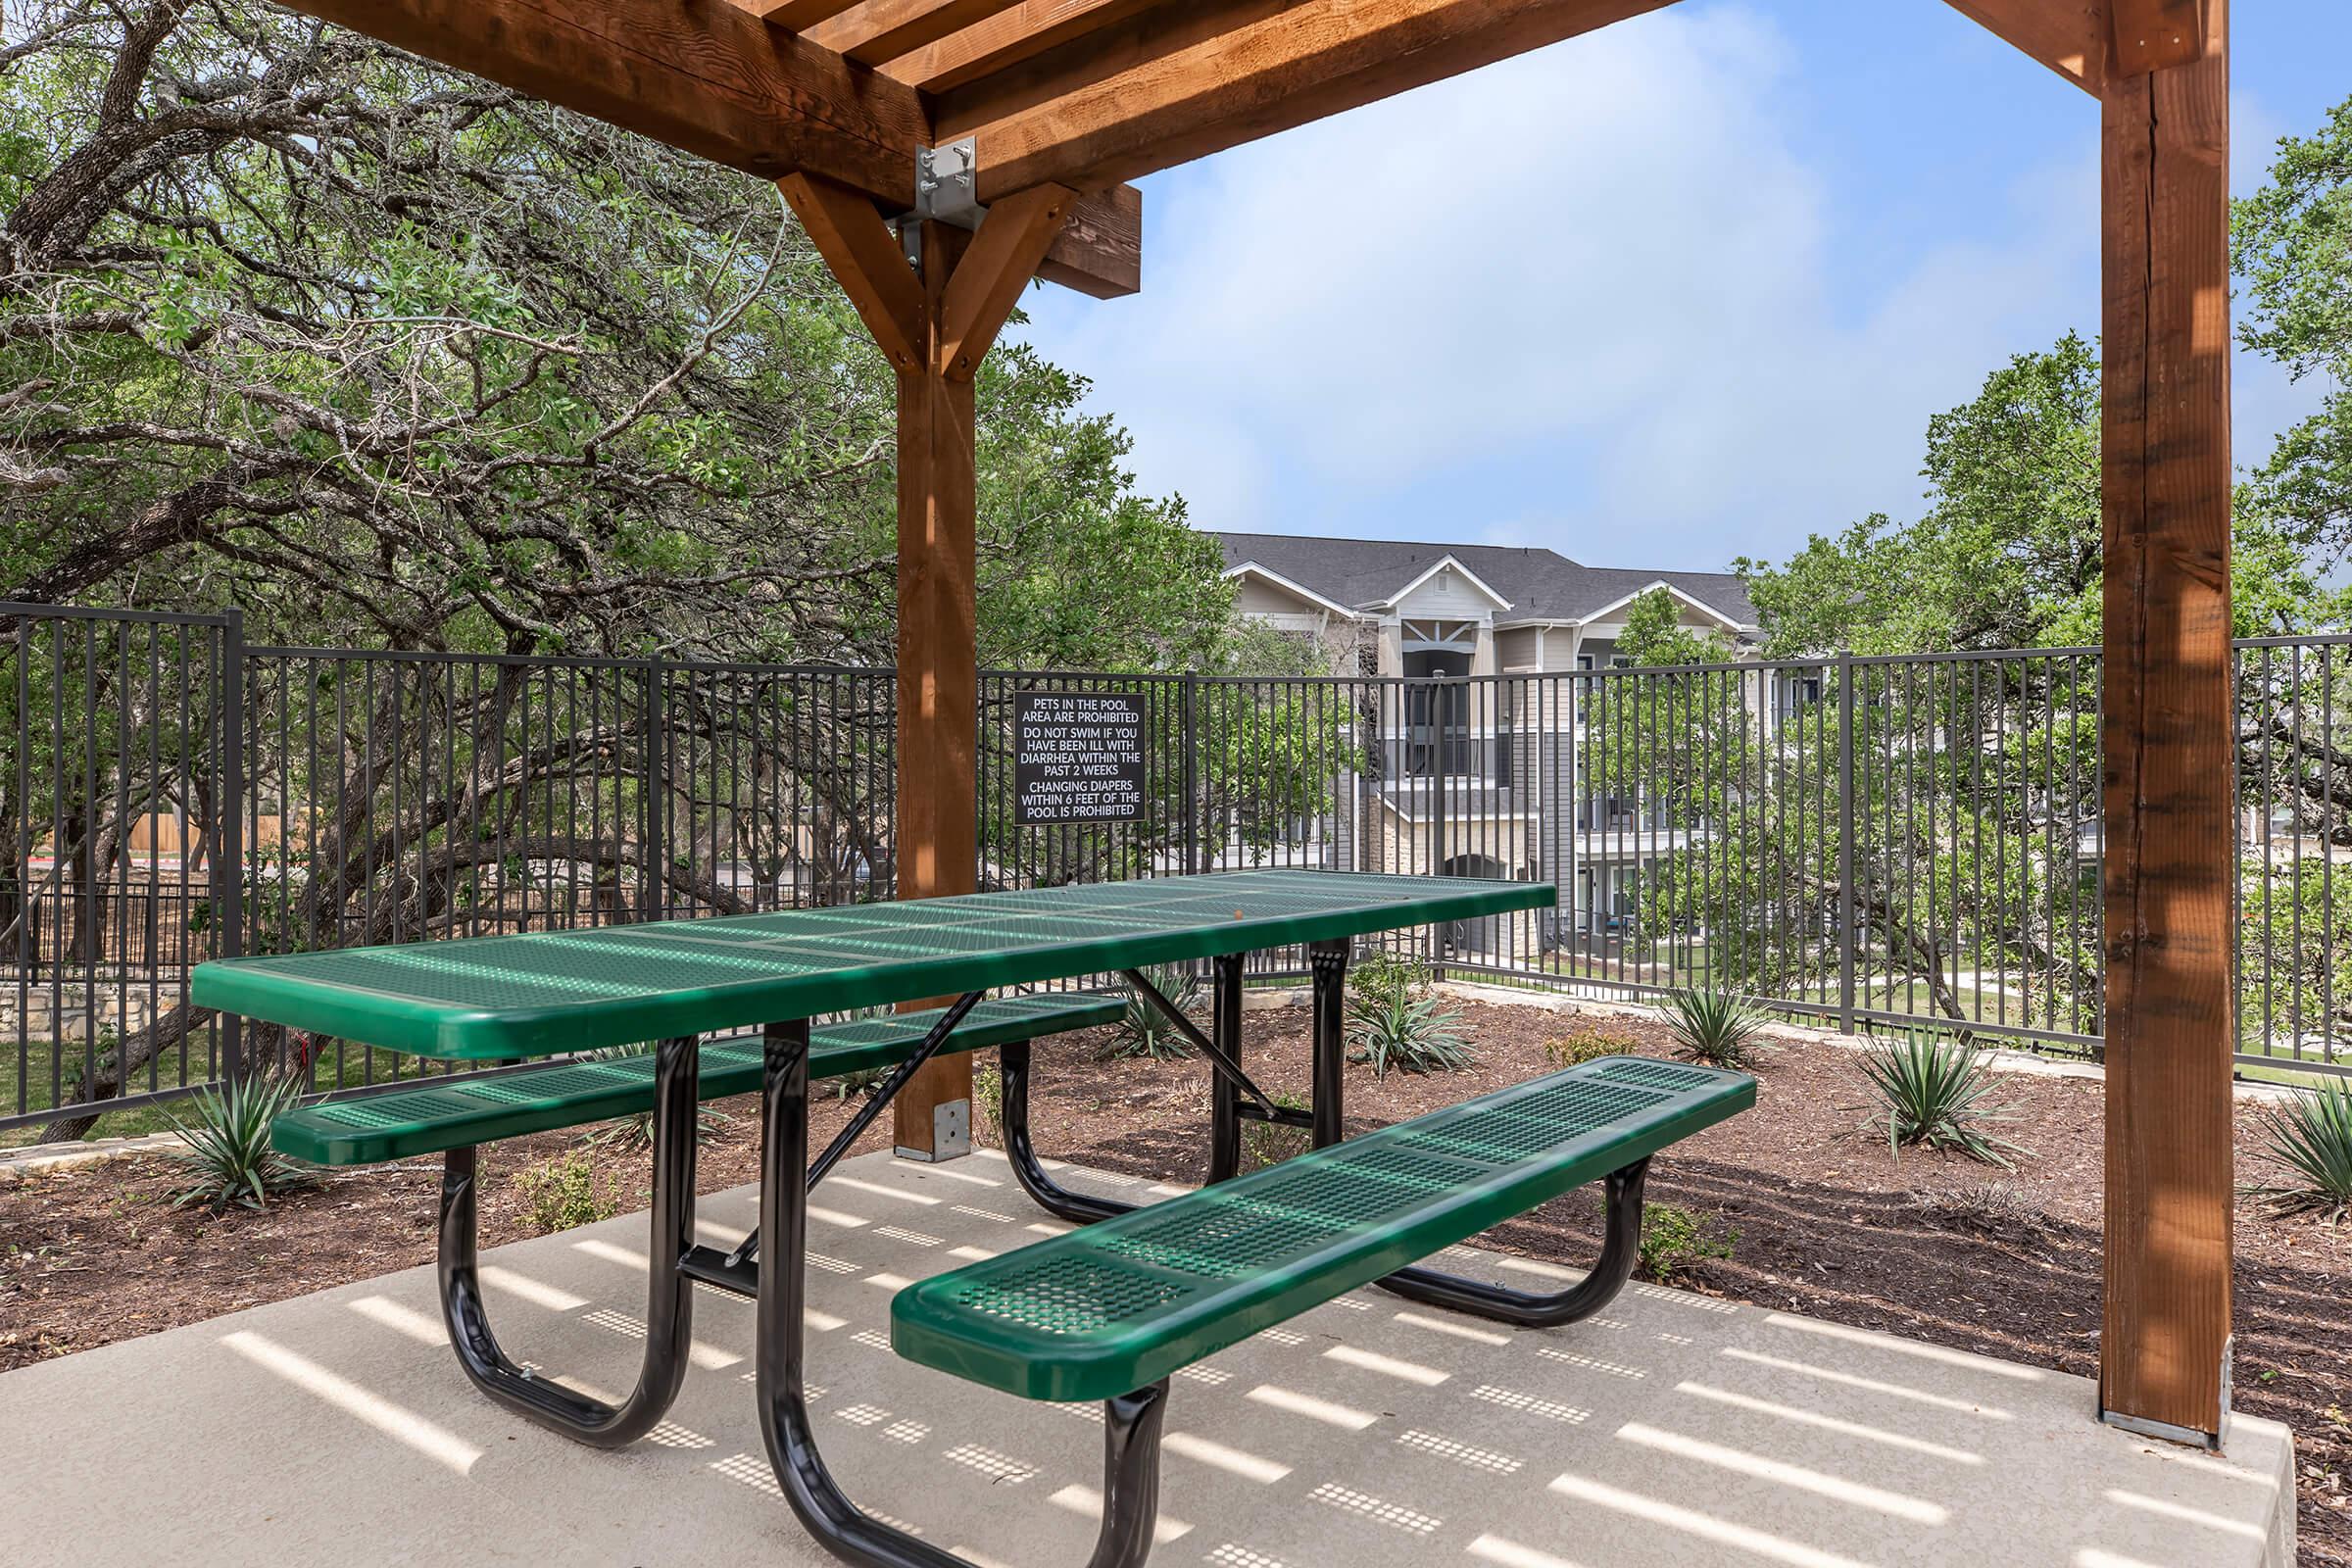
xmin=1010 ymin=1 xmax=2352 ymax=576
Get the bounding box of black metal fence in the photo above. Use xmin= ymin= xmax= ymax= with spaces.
xmin=3 ymin=602 xmax=2345 ymax=1135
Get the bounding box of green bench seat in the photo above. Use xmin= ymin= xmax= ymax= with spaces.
xmin=271 ymin=992 xmax=1122 ymax=1166
xmin=891 ymin=1054 xmax=1753 ymax=1402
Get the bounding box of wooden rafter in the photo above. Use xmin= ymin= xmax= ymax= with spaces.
xmin=807 ymin=0 xmax=1029 ymax=67
xmin=876 ymin=0 xmax=1166 ymax=92
xmin=939 ymin=0 xmax=1682 ymax=201
xmin=743 ymin=0 xmax=865 ymax=26
xmin=2110 ymin=0 xmax=2209 ymax=77
xmin=1941 ymin=0 xmax=2107 ymax=95
xmin=278 ymin=0 xmax=1142 ymax=297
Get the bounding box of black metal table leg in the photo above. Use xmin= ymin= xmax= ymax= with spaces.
xmin=756 ymin=1018 xmax=1172 ymax=1568
xmin=1308 ymin=940 xmax=1348 ymax=1149
xmin=1375 ymin=1157 xmax=1652 ymax=1326
xmin=1206 ymin=954 xmax=1245 ymax=1185
xmin=436 ymin=1033 xmax=700 ymax=1447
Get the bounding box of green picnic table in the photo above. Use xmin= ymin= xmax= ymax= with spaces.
xmin=191 ymin=870 xmax=1752 ymax=1568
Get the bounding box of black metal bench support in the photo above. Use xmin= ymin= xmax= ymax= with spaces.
xmin=435 ymin=1033 xmax=701 ymax=1448
xmin=1374 ymin=1156 xmax=1651 ymax=1326
xmin=758 ymin=1017 xmax=1171 ymax=1568
xmin=1003 ymin=955 xmax=1259 ymax=1222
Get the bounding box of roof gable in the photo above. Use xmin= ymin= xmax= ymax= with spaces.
xmin=1213 ymin=532 xmax=1757 ymax=631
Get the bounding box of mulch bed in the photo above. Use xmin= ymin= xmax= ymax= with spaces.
xmin=4 ymin=999 xmax=2348 ymax=1559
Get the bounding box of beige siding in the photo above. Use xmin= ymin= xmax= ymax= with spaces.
xmin=1235 ymin=575 xmax=1322 ymax=615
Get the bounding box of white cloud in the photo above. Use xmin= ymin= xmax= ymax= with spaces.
xmin=1013 ymin=4 xmax=2301 ymax=568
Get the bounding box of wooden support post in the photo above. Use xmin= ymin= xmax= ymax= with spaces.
xmin=781 ymin=174 xmax=1075 ymax=1159
xmin=2098 ymin=0 xmax=2233 ymax=1446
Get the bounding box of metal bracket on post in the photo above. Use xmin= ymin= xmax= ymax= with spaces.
xmin=914 ymin=138 xmax=986 ymax=231
xmin=898 ymin=1099 xmax=971 ymax=1163
xmin=888 ymin=139 xmax=987 ymax=277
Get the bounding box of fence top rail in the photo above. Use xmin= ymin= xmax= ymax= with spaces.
xmin=2235 ymin=632 xmax=2352 ymax=651
xmin=247 ymin=646 xmax=902 ymax=678
xmin=0 ymin=602 xmax=240 ymax=630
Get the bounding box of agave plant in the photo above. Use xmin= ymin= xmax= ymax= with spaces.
xmin=1346 ymin=957 xmax=1473 ymax=1078
xmin=1657 ymin=989 xmax=1770 ymax=1070
xmin=2246 ymin=1079 xmax=2352 ymax=1221
xmin=1105 ymin=963 xmax=1201 ymax=1060
xmin=164 ymin=1072 xmax=318 ymax=1212
xmin=1851 ymin=1031 xmax=2030 ymax=1168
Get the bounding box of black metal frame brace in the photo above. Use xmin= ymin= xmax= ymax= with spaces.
xmin=757 ymin=1017 xmax=1172 ymax=1568
xmin=1373 ymin=1157 xmax=1652 ymax=1326
xmin=436 ymin=1034 xmax=701 ymax=1447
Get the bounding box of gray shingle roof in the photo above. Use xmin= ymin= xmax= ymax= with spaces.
xmin=1214 ymin=532 xmax=1757 ymax=628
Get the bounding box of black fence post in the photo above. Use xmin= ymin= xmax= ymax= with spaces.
xmin=217 ymin=608 xmax=246 ymax=1083
xmin=641 ymin=660 xmax=665 ymax=924
xmin=1838 ymin=650 xmax=1856 ymax=1035
xmin=1180 ymin=673 xmax=1200 ymax=877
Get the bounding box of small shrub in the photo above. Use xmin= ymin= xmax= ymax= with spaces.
xmin=1545 ymin=1026 xmax=1632 ymax=1068
xmin=164 ymin=1072 xmax=318 ymax=1212
xmin=1638 ymin=1203 xmax=1736 ymax=1283
xmin=1346 ymin=954 xmax=1473 ymax=1077
xmin=1852 ymin=1032 xmax=2030 ymax=1167
xmin=1909 ymin=1179 xmax=2048 ymax=1240
xmin=2247 ymin=1079 xmax=2352 ymax=1221
xmin=515 ymin=1152 xmax=618 ymax=1234
xmin=973 ymin=1059 xmax=1004 ymax=1143
xmin=1243 ymin=1091 xmax=1312 ymax=1170
xmin=1657 ymin=989 xmax=1770 ymax=1070
xmin=1106 ymin=963 xmax=1201 ymax=1060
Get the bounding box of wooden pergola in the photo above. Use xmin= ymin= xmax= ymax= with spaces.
xmin=289 ymin=0 xmax=2237 ymax=1448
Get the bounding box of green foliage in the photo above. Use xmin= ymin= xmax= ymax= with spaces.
xmin=0 ymin=3 xmax=1227 ymax=670
xmin=1345 ymin=954 xmax=1474 ymax=1077
xmin=515 ymin=1152 xmax=619 ymax=1234
xmin=1657 ymin=989 xmax=1771 ymax=1070
xmin=2247 ymin=1079 xmax=2352 ymax=1221
xmin=1738 ymin=334 xmax=2341 ymax=654
xmin=1106 ymin=964 xmax=1201 ymax=1060
xmin=2234 ymin=94 xmax=2352 ymax=574
xmin=163 ymin=1073 xmax=318 ymax=1212
xmin=1616 ymin=588 xmax=1732 ymax=669
xmin=1544 ymin=1026 xmax=1633 ymax=1068
xmin=973 ymin=1058 xmax=1004 ymax=1144
xmin=1637 ymin=1203 xmax=1736 ymax=1283
xmin=1851 ymin=1033 xmax=2030 ymax=1167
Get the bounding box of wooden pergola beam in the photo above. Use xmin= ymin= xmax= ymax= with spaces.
xmin=1940 ymin=0 xmax=2108 ymax=95
xmin=2097 ymin=0 xmax=2232 ymax=1446
xmin=940 ymin=0 xmax=1682 ymax=200
xmin=2110 ymin=0 xmax=2210 ymax=77
xmin=279 ymin=0 xmax=1142 ymax=297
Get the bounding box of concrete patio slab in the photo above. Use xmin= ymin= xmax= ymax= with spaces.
xmin=0 ymin=1150 xmax=2294 ymax=1568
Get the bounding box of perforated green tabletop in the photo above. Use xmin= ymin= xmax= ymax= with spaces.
xmin=190 ymin=871 xmax=1552 ymax=1061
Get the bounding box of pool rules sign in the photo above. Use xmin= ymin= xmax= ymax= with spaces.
xmin=1013 ymin=692 xmax=1149 ymax=826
